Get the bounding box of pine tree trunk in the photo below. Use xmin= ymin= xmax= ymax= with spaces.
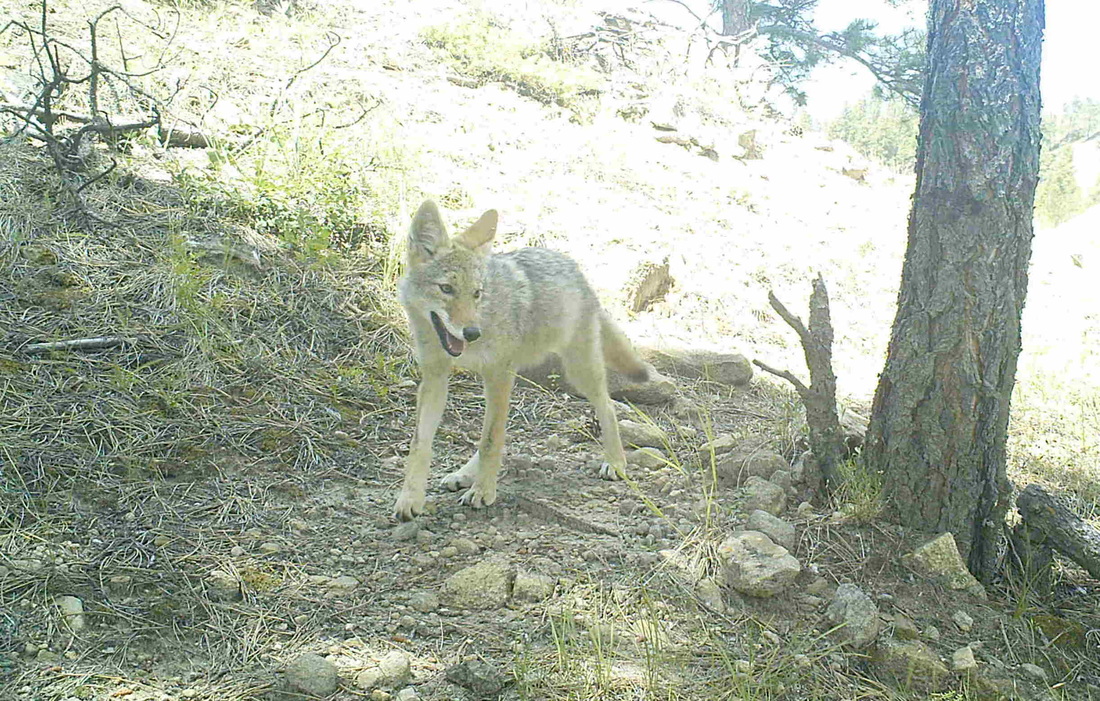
xmin=720 ymin=0 xmax=752 ymax=36
xmin=864 ymin=0 xmax=1044 ymax=581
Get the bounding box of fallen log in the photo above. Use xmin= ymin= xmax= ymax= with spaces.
xmin=1016 ymin=484 xmax=1100 ymax=580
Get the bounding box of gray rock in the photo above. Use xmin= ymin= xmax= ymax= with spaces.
xmin=698 ymin=434 xmax=737 ymax=456
xmin=618 ymin=420 xmax=668 ymax=449
xmin=718 ymin=531 xmax=801 ymax=598
xmin=695 ymin=578 xmax=726 ymax=613
xmin=512 ymin=571 xmax=555 ymax=602
xmin=871 ymin=639 xmax=949 ymax=693
xmin=952 ymin=646 xmax=977 ymax=672
xmin=952 ymin=610 xmax=974 ymax=632
xmin=893 ymin=614 xmax=921 ymax=641
xmin=609 ymin=368 xmax=678 ymax=406
xmin=453 ymin=537 xmax=479 ymax=555
xmin=286 ymin=653 xmax=339 ymax=697
xmin=444 ymin=660 xmax=508 ymax=697
xmin=825 ymin=584 xmax=880 ymax=648
xmin=205 ymin=569 xmax=242 ymax=601
xmin=745 ymin=510 xmax=796 ymax=551
xmin=626 ymin=447 xmax=666 ymax=469
xmin=743 ymin=476 xmax=786 ymax=516
xmin=395 ymin=688 xmax=420 ymax=701
xmin=641 ymin=347 xmax=753 ymax=387
xmin=902 ymin=532 xmax=987 ymax=598
xmin=327 ymin=575 xmax=360 ymax=594
xmin=409 ymin=591 xmax=439 ymax=613
xmin=393 ymin=522 xmax=420 ymax=542
xmin=356 ymin=668 xmax=384 ymax=690
xmin=441 ymin=560 xmax=514 ymax=610
xmin=769 ymin=469 xmax=793 ymax=493
xmin=718 ymin=448 xmax=788 ymax=486
xmin=54 ymin=596 xmax=85 ymax=633
xmin=378 ymin=650 xmax=412 ymax=687
xmin=1018 ymin=663 xmax=1047 ymax=684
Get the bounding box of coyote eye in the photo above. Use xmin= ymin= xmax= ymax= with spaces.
xmin=439 ymin=283 xmax=455 ymax=295
xmin=473 ymin=289 xmax=482 ymax=299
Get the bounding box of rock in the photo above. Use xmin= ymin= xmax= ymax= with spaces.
xmin=738 ymin=129 xmax=763 ymax=159
xmin=718 ymin=531 xmax=801 ymax=598
xmin=393 ymin=522 xmax=420 ymax=542
xmin=356 ymin=668 xmax=384 ymax=690
xmin=1030 ymin=613 xmax=1088 ymax=650
xmin=902 ymin=532 xmax=987 ymax=598
xmin=626 ymin=447 xmax=666 ymax=470
xmin=839 ymin=406 xmax=868 ymax=452
xmin=512 ymin=571 xmax=555 ymax=602
xmin=640 ymin=346 xmax=753 ymax=387
xmin=453 ymin=538 xmax=479 ymax=555
xmin=1018 ymin=663 xmax=1047 ymax=684
xmin=624 ymin=258 xmax=673 ymax=312
xmin=378 ymin=650 xmax=412 ymax=687
xmin=893 ymin=614 xmax=921 ymax=641
xmin=825 ymin=584 xmax=880 ymax=648
xmin=769 ymin=465 xmax=792 ymax=490
xmin=717 ymin=448 xmax=788 ymax=485
xmin=441 ymin=560 xmax=514 ymax=610
xmin=259 ymin=542 xmax=281 ymax=554
xmin=695 ymin=577 xmax=725 ymax=613
xmin=923 ymin=625 xmax=941 ymax=642
xmin=371 ymin=690 xmax=392 ymax=701
xmin=409 ymin=591 xmax=439 ymax=613
xmin=286 ymin=653 xmax=339 ymax=698
xmin=444 ymin=660 xmax=507 ymax=697
xmin=745 ymin=510 xmax=796 ymax=551
xmin=871 ymin=639 xmax=950 ymax=693
xmin=205 ymin=569 xmax=241 ymax=601
xmin=395 ymin=689 xmax=420 ymax=701
xmin=952 ymin=646 xmax=977 ymax=673
xmin=952 ymin=610 xmax=974 ymax=633
xmin=618 ymin=420 xmax=669 ymax=449
xmin=742 ymin=476 xmax=787 ymax=516
xmin=698 ymin=434 xmax=737 ymax=456
xmin=520 ymin=358 xmax=676 ymax=406
xmin=54 ymin=596 xmax=85 ymax=633
xmin=327 ymin=575 xmax=360 ymax=594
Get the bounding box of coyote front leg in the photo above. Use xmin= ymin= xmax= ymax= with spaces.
xmin=444 ymin=369 xmax=514 ymax=508
xmin=394 ymin=363 xmax=449 ymax=520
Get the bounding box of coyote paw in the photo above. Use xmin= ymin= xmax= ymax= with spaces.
xmin=598 ymin=461 xmax=627 ymax=482
xmin=441 ymin=470 xmax=475 ymax=492
xmin=457 ymin=483 xmax=497 ymax=509
xmin=393 ymin=489 xmax=425 ymax=521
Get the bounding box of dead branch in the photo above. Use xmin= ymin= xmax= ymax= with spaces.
xmin=1016 ymin=484 xmax=1100 ymax=580
xmin=753 ymin=274 xmax=844 ymax=495
xmin=22 ymin=336 xmax=140 ymax=355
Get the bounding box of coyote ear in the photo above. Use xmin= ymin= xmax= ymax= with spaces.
xmin=408 ymin=200 xmax=449 ymax=264
xmin=455 ymin=209 xmax=498 ymax=253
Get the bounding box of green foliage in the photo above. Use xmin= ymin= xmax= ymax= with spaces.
xmin=827 ymin=95 xmax=917 ymax=172
xmin=422 ymin=16 xmax=602 ymax=108
xmin=1034 ymin=145 xmax=1083 ymax=227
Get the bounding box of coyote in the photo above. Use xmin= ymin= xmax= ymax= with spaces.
xmin=393 ymin=200 xmax=650 ymax=520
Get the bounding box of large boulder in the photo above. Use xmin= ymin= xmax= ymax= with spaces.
xmin=718 ymin=531 xmax=801 ymax=598
xmin=640 ymin=346 xmax=753 ymax=387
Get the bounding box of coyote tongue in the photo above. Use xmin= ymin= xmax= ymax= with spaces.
xmin=430 ymin=312 xmax=465 ymax=357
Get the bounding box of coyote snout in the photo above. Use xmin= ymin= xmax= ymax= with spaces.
xmin=393 ymin=200 xmax=652 ymax=521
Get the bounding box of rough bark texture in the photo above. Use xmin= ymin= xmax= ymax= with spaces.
xmin=1016 ymin=484 xmax=1100 ymax=580
xmin=863 ymin=0 xmax=1044 ymax=581
xmin=720 ymin=0 xmax=753 ymax=36
xmin=754 ymin=276 xmax=844 ymax=495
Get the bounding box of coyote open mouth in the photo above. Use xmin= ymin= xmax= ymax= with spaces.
xmin=430 ymin=312 xmax=465 ymax=357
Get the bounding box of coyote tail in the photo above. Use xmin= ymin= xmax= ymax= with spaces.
xmin=599 ymin=311 xmax=650 ymax=383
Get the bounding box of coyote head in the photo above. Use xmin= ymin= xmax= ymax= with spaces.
xmin=400 ymin=200 xmax=497 ymax=358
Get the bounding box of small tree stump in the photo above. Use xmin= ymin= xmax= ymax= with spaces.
xmin=753 ymin=275 xmax=844 ymax=495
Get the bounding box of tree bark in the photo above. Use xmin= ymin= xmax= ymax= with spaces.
xmin=720 ymin=0 xmax=753 ymax=36
xmin=1016 ymin=484 xmax=1100 ymax=580
xmin=863 ymin=0 xmax=1044 ymax=581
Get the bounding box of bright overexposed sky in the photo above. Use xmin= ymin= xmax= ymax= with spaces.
xmin=807 ymin=0 xmax=1098 ymax=120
